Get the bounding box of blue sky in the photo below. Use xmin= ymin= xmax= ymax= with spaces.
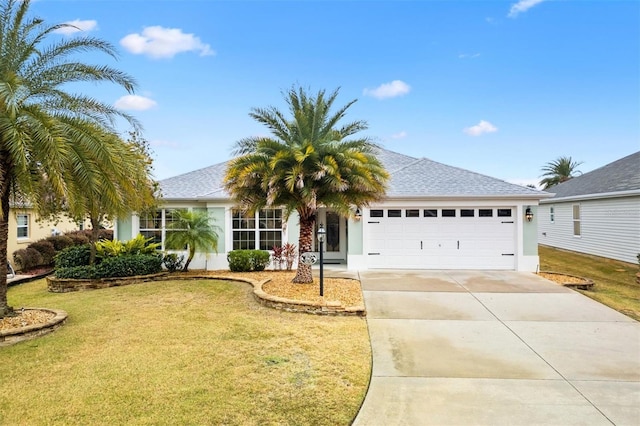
xmin=36 ymin=0 xmax=639 ymax=187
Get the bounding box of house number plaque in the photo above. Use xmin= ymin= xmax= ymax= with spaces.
xmin=299 ymin=252 xmax=318 ymax=265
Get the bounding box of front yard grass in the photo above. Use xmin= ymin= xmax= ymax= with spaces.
xmin=539 ymin=245 xmax=640 ymax=321
xmin=0 ymin=278 xmax=371 ymax=425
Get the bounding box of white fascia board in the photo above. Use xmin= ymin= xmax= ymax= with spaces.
xmin=539 ymin=189 xmax=640 ymax=204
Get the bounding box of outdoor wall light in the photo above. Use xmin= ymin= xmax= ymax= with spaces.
xmin=354 ymin=207 xmax=362 ymax=221
xmin=525 ymin=207 xmax=534 ymax=222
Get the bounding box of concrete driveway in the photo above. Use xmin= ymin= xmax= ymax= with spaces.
xmin=353 ymin=271 xmax=640 ymax=426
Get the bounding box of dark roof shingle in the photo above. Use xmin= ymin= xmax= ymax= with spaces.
xmin=544 ymin=151 xmax=640 ymax=200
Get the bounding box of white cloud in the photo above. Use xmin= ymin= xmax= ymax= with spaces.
xmin=150 ymin=139 xmax=180 ymax=149
xmin=53 ymin=19 xmax=97 ymax=35
xmin=363 ymin=80 xmax=411 ymax=100
xmin=120 ymin=26 xmax=215 ymax=59
xmin=114 ymin=95 xmax=157 ymax=111
xmin=508 ymin=0 xmax=546 ymax=18
xmin=463 ymin=120 xmax=498 ymax=136
xmin=459 ymin=53 xmax=481 ymax=59
xmin=391 ymin=131 xmax=407 ymax=139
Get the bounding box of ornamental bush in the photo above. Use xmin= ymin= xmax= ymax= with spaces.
xmin=13 ymin=248 xmax=43 ymax=271
xmin=162 ymin=253 xmax=185 ymax=272
xmin=55 ymin=245 xmax=92 ymax=269
xmin=28 ymin=240 xmax=57 ymax=266
xmin=94 ymin=254 xmax=163 ymax=278
xmin=227 ymin=250 xmax=271 ymax=272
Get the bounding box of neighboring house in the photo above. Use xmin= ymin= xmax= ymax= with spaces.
xmin=8 ymin=205 xmax=90 ymax=259
xmin=539 ymin=151 xmax=640 ymax=265
xmin=116 ymin=148 xmax=550 ymax=272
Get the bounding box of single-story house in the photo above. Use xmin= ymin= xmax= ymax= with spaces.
xmin=116 ymin=148 xmax=550 ymax=271
xmin=8 ymin=204 xmax=91 ymax=260
xmin=539 ymin=151 xmax=640 ymax=264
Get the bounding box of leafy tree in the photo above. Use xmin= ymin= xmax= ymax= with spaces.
xmin=539 ymin=156 xmax=583 ymax=189
xmin=225 ymin=86 xmax=389 ymax=283
xmin=164 ymin=210 xmax=220 ymax=272
xmin=0 ymin=0 xmax=139 ymax=317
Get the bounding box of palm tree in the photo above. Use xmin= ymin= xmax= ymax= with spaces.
xmin=539 ymin=156 xmax=583 ymax=189
xmin=0 ymin=0 xmax=140 ymax=317
xmin=224 ymin=86 xmax=389 ymax=283
xmin=164 ymin=210 xmax=220 ymax=272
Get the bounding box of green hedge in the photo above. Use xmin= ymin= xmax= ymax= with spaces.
xmin=55 ymin=245 xmax=92 ymax=269
xmin=55 ymin=254 xmax=163 ymax=279
xmin=227 ymin=250 xmax=271 ymax=272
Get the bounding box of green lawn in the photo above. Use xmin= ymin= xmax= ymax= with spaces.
xmin=539 ymin=245 xmax=640 ymax=321
xmin=1 ymin=278 xmax=371 ymax=425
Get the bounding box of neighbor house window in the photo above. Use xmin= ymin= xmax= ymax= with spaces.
xmin=550 ymin=206 xmax=555 ymax=223
xmin=573 ymin=204 xmax=581 ymax=236
xmin=232 ymin=209 xmax=282 ymax=250
xmin=16 ymin=214 xmax=29 ymax=238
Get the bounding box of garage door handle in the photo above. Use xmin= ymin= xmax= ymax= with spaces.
xmin=420 ymin=241 xmax=423 ymax=250
xmin=457 ymin=240 xmax=459 ymax=249
xmin=502 ymin=253 xmax=515 ymax=256
xmin=368 ymin=253 xmax=380 ymax=255
xmin=502 ymin=221 xmax=514 ymax=224
xmin=368 ymin=221 xmax=380 ymax=224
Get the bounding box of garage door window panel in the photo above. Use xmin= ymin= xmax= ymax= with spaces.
xmin=442 ymin=209 xmax=456 ymax=217
xmin=461 ymin=209 xmax=475 ymax=217
xmin=388 ymin=209 xmax=401 ymax=218
xmin=479 ymin=209 xmax=493 ymax=217
xmin=424 ymin=209 xmax=438 ymax=217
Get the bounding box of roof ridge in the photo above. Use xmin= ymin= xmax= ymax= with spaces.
xmin=387 ymin=157 xmax=426 ymax=174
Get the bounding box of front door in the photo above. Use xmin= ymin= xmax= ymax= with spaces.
xmin=315 ymin=209 xmax=347 ymax=262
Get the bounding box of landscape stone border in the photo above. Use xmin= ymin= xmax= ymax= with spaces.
xmin=0 ymin=308 xmax=68 ymax=347
xmin=540 ymin=271 xmax=595 ymax=290
xmin=46 ymin=272 xmax=366 ymax=316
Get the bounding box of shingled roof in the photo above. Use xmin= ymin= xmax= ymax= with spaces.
xmin=542 ymin=151 xmax=640 ymax=201
xmin=158 ymin=147 xmax=547 ymax=201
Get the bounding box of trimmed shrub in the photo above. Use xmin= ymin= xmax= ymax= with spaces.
xmin=94 ymin=254 xmax=163 ymax=278
xmin=163 ymin=253 xmax=184 ymax=272
xmin=55 ymin=265 xmax=97 ymax=279
xmin=46 ymin=235 xmax=74 ymax=251
xmin=28 ymin=240 xmax=57 ymax=266
xmin=65 ymin=232 xmax=90 ymax=246
xmin=251 ymin=250 xmax=271 ymax=271
xmin=228 ymin=250 xmax=252 ymax=272
xmin=55 ymin=245 xmax=91 ymax=269
xmin=13 ymin=248 xmax=43 ymax=271
xmin=55 ymin=254 xmax=162 ymax=279
xmin=227 ymin=250 xmax=271 ymax=272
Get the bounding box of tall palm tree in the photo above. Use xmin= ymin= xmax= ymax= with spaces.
xmin=0 ymin=0 xmax=140 ymax=317
xmin=539 ymin=156 xmax=583 ymax=189
xmin=164 ymin=210 xmax=220 ymax=272
xmin=225 ymin=86 xmax=389 ymax=283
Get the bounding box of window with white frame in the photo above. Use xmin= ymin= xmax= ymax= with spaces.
xmin=139 ymin=208 xmax=195 ymax=249
xmin=572 ymin=204 xmax=581 ymax=236
xmin=16 ymin=214 xmax=29 ymax=238
xmin=550 ymin=206 xmax=555 ymax=223
xmin=232 ymin=209 xmax=282 ymax=250
xmin=139 ymin=210 xmax=162 ymax=245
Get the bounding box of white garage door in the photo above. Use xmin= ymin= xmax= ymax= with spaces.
xmin=366 ymin=207 xmax=516 ymax=270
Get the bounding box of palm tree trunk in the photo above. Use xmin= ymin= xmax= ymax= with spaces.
xmin=182 ymin=246 xmax=195 ymax=272
xmin=89 ymin=214 xmax=101 ymax=265
xmin=0 ymin=157 xmax=13 ymax=318
xmin=292 ymin=215 xmax=315 ymax=283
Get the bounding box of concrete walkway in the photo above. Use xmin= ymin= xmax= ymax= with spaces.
xmin=353 ymin=270 xmax=640 ymax=426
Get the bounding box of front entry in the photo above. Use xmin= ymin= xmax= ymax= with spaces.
xmin=315 ymin=209 xmax=347 ymax=263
